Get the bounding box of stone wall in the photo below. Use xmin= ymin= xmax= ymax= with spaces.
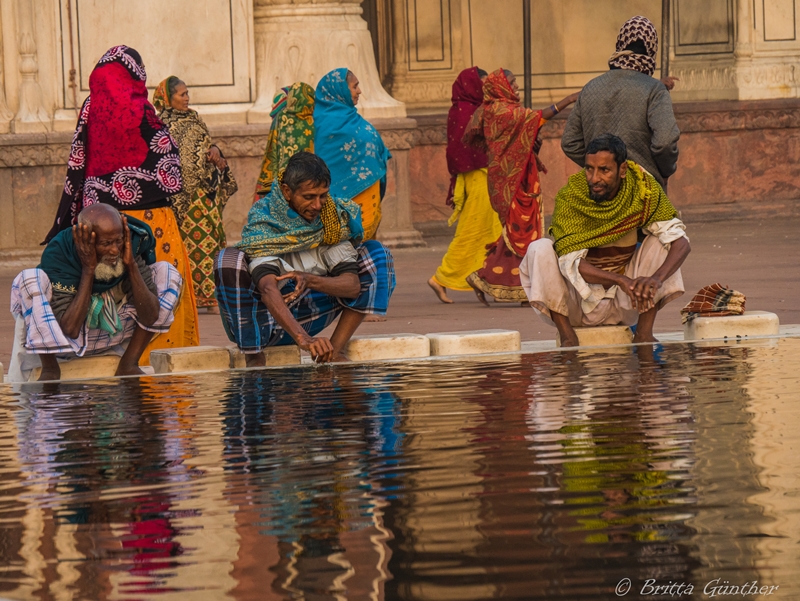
xmin=0 ymin=118 xmax=423 ymax=256
xmin=407 ymin=98 xmax=800 ymax=229
xmin=6 ymin=98 xmax=798 ymax=259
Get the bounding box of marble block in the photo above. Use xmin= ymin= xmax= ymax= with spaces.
xmin=427 ymin=329 xmax=521 ymax=356
xmin=30 ymin=355 xmax=120 ymax=382
xmin=345 ymin=334 xmax=431 ymax=362
xmin=556 ymin=325 xmax=634 ymax=348
xmin=150 ymin=346 xmax=231 ymax=374
xmin=228 ymin=346 xmax=301 ymax=368
xmin=684 ymin=311 xmax=780 ymax=341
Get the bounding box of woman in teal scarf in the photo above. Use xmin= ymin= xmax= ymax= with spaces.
xmin=313 ymin=68 xmax=391 ymax=240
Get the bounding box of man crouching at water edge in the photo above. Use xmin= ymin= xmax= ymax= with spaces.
xmin=9 ymin=204 xmax=182 ymax=382
xmin=520 ymin=134 xmax=690 ymax=346
xmin=215 ymin=152 xmax=395 ymax=365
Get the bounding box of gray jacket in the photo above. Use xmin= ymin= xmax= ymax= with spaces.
xmin=561 ymin=69 xmax=680 ymax=186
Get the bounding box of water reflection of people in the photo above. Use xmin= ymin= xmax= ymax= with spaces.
xmin=13 ymin=378 xmax=188 ymax=598
xmin=221 ymin=367 xmax=400 ymax=599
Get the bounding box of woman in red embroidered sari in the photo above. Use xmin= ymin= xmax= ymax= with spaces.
xmin=464 ymin=69 xmax=579 ymax=305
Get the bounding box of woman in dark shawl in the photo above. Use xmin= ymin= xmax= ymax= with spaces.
xmin=153 ymin=75 xmax=238 ymax=313
xmin=46 ymin=46 xmax=199 ymax=362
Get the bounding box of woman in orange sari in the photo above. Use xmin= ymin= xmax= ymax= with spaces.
xmin=464 ymin=69 xmax=579 ymax=305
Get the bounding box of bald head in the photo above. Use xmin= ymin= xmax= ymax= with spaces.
xmin=77 ymin=203 xmax=123 ymax=232
xmin=76 ymin=204 xmax=126 ymax=278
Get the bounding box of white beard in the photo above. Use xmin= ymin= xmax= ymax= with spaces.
xmin=94 ymin=259 xmax=126 ymax=281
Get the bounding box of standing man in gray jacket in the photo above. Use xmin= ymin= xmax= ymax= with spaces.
xmin=561 ymin=16 xmax=680 ymax=188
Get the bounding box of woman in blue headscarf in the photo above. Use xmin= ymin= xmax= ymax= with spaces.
xmin=313 ymin=68 xmax=391 ymax=240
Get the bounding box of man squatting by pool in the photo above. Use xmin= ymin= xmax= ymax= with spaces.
xmin=9 ymin=205 xmax=182 ymax=382
xmin=520 ymin=134 xmax=691 ymax=346
xmin=215 ymin=152 xmax=395 ymax=365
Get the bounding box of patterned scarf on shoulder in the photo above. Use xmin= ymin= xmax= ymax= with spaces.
xmin=550 ymin=161 xmax=677 ymax=257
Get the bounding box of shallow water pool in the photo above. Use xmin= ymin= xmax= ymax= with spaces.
xmin=0 ymin=339 xmax=799 ymax=600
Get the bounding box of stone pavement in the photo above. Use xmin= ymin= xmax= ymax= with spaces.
xmin=2 ymin=216 xmax=798 ymax=374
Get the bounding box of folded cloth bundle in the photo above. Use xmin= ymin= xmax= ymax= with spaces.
xmin=680 ymin=283 xmax=746 ymax=324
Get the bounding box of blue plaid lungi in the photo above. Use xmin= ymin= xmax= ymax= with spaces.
xmin=214 ymin=240 xmax=395 ymax=352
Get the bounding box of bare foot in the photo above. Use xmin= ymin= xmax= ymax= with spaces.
xmin=328 ymin=352 xmax=351 ymax=363
xmin=206 ymin=306 xmax=220 ymax=315
xmin=115 ymin=363 xmax=146 ymax=377
xmin=427 ymin=277 xmax=454 ymax=304
xmin=559 ymin=333 xmax=580 ymax=348
xmin=633 ymin=332 xmax=659 ymax=344
xmin=364 ymin=315 xmax=387 ymax=322
xmin=468 ymin=281 xmax=490 ymax=307
xmin=38 ymin=367 xmax=61 ymax=381
xmin=245 ymin=352 xmax=266 ymax=368
xmin=38 ymin=356 xmax=61 ymax=381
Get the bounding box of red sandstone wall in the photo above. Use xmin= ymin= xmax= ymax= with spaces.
xmin=409 ymin=99 xmax=800 ymax=227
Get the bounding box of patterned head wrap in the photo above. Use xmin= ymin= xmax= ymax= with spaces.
xmin=254 ymin=82 xmax=316 ymax=199
xmin=608 ymin=16 xmax=658 ymax=76
xmin=152 ymin=75 xmax=181 ymax=113
xmin=45 ymin=46 xmax=182 ymax=243
xmin=313 ymin=68 xmax=391 ymax=200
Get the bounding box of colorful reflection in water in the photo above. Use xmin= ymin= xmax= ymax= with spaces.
xmin=0 ymin=339 xmax=798 ymax=600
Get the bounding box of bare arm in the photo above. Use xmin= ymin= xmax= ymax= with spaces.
xmin=276 ymin=271 xmax=360 ymax=305
xmin=256 ymin=274 xmax=336 ymax=361
xmin=578 ymin=236 xmax=691 ymax=311
xmin=304 ymin=272 xmax=360 ymax=298
xmin=541 ymin=91 xmax=580 ymax=120
xmin=57 ymin=225 xmax=98 ymax=339
xmin=121 ymin=217 xmax=160 ymax=327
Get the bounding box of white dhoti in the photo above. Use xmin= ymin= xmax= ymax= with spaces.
xmin=8 ymin=262 xmax=181 ymax=382
xmin=519 ymin=236 xmax=685 ymax=328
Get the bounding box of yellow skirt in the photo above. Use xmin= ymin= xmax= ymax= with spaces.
xmin=434 ymin=169 xmax=503 ymax=291
xmin=353 ymin=181 xmax=382 ymax=240
xmin=123 ymin=207 xmax=200 ymax=365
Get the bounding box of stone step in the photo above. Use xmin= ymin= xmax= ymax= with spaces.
xmin=346 ymin=333 xmax=430 ymax=362
xmin=556 ymin=325 xmax=634 ymax=348
xmin=30 ymin=354 xmax=121 ymax=382
xmin=229 ymin=345 xmax=301 ymax=368
xmin=684 ymin=310 xmax=780 ymax=341
xmin=427 ymin=329 xmax=521 ymax=356
xmin=150 ymin=346 xmax=231 ymax=374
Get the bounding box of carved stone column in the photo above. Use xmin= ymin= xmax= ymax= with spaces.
xmin=12 ymin=0 xmax=50 ymax=133
xmin=250 ymin=0 xmax=405 ymax=121
xmin=0 ymin=16 xmax=14 ymax=134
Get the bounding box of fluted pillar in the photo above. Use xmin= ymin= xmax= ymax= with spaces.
xmin=0 ymin=17 xmax=14 ymax=134
xmin=250 ymin=0 xmax=423 ymax=247
xmin=250 ymin=0 xmax=405 ymax=122
xmin=12 ymin=0 xmax=50 ymax=133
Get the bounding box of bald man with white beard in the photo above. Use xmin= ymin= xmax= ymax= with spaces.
xmin=9 ymin=204 xmax=183 ymax=381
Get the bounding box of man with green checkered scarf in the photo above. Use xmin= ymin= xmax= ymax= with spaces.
xmin=519 ymin=134 xmax=691 ymax=347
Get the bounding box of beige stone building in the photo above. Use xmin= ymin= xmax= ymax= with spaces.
xmin=2 ymin=0 xmax=800 ymax=258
